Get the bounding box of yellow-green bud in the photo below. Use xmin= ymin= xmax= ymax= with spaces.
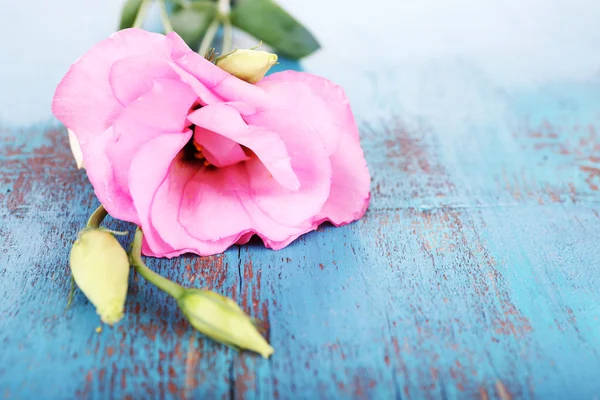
xmin=178 ymin=289 xmax=274 ymax=358
xmin=216 ymin=49 xmax=278 ymax=84
xmin=69 ymin=229 xmax=130 ymax=325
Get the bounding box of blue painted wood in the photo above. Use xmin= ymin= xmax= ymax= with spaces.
xmin=2 ymin=1 xmax=600 ymax=399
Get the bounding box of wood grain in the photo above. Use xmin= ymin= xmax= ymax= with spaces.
xmin=1 ymin=0 xmax=600 ymax=398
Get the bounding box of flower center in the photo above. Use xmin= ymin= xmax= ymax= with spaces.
xmin=192 ymin=140 xmax=212 ymax=167
xmin=181 ymin=103 xmax=216 ymax=168
xmin=182 ymin=103 xmax=250 ymax=169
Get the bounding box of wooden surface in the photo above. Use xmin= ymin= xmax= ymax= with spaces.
xmin=2 ymin=1 xmax=600 ymax=398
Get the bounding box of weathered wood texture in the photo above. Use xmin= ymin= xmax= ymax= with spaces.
xmin=1 ymin=1 xmax=600 ymax=399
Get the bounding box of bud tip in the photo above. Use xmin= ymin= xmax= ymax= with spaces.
xmin=97 ymin=298 xmax=125 ymax=326
xmin=260 ymin=344 xmax=275 ymax=359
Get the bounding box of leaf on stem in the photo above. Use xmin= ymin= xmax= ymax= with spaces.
xmin=118 ymin=0 xmax=144 ymax=30
xmin=230 ymin=0 xmax=320 ymax=59
xmin=171 ymin=2 xmax=218 ymax=48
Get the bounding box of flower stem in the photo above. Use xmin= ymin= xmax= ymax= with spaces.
xmin=86 ymin=204 xmax=108 ymax=229
xmin=133 ymin=0 xmax=152 ymax=29
xmin=218 ymin=0 xmax=231 ymax=15
xmin=222 ymin=18 xmax=233 ymax=54
xmin=129 ymin=228 xmax=184 ymax=299
xmin=218 ymin=0 xmax=232 ymax=54
xmin=198 ymin=18 xmax=220 ymax=57
xmin=159 ymin=0 xmax=173 ymax=33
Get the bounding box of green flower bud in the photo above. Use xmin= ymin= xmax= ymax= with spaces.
xmin=69 ymin=228 xmax=130 ymax=325
xmin=216 ymin=49 xmax=278 ymax=84
xmin=178 ymin=289 xmax=274 ymax=358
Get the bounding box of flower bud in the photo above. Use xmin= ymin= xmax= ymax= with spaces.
xmin=69 ymin=228 xmax=130 ymax=325
xmin=178 ymin=289 xmax=274 ymax=358
xmin=67 ymin=129 xmax=85 ymax=169
xmin=216 ymin=49 xmax=278 ymax=84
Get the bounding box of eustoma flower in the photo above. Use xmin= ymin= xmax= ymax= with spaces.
xmin=52 ymin=28 xmax=370 ymax=258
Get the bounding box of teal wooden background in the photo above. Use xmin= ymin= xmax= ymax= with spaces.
xmin=1 ymin=1 xmax=600 ymax=398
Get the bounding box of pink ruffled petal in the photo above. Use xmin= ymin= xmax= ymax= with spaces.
xmin=144 ymin=157 xmax=208 ymax=256
xmin=244 ymin=109 xmax=332 ymax=228
xmin=148 ymin=160 xmax=305 ymax=257
xmin=52 ymin=29 xmax=174 ymax=145
xmin=167 ymin=61 xmax=224 ymax=105
xmin=166 ymin=31 xmax=195 ymax=60
xmin=188 ymin=104 xmax=300 ymax=191
xmin=178 ymin=165 xmax=253 ymax=241
xmin=173 ymin=51 xmax=269 ymax=108
xmin=134 ymin=143 xmax=295 ymax=257
xmin=223 ymin=101 xmax=256 ymax=116
xmin=316 ymin=132 xmax=371 ymax=225
xmin=193 ymin=127 xmax=249 ymax=168
xmin=82 ymin=127 xmax=138 ymax=223
xmin=120 ymin=78 xmax=197 ymax=132
xmin=106 ymin=78 xmax=197 ymax=199
xmin=259 ymin=70 xmax=371 ymax=227
xmin=259 ymin=71 xmax=359 ymax=154
xmin=128 ymin=131 xmax=193 ymax=256
xmin=109 ymin=56 xmax=179 ymax=105
xmin=163 ymin=31 xmax=226 ymax=105
xmin=142 ymin=106 xmax=352 ymax=256
xmin=147 ymin=160 xmax=250 ymax=256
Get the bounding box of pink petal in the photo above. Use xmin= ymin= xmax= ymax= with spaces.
xmin=173 ymin=51 xmax=269 ymax=108
xmin=316 ymin=132 xmax=371 ymax=225
xmin=260 ymin=71 xmax=370 ymax=226
xmin=130 ymin=137 xmax=294 ymax=257
xmin=52 ymin=29 xmax=175 ymax=145
xmin=106 ymin=78 xmax=197 ymax=201
xmin=178 ymin=165 xmax=254 ymax=241
xmin=113 ymin=78 xmax=196 ymax=133
xmin=82 ymin=127 xmax=139 ymax=223
xmin=147 ymin=160 xmax=243 ymax=256
xmin=193 ymin=127 xmax=249 ymax=168
xmin=128 ymin=131 xmax=194 ymax=256
xmin=166 ymin=31 xmax=195 ymax=59
xmin=109 ymin=56 xmax=179 ymax=105
xmin=88 ymin=78 xmax=197 ymax=225
xmin=188 ymin=104 xmax=300 ymax=191
xmin=164 ymin=31 xmax=227 ymax=105
xmin=223 ymin=101 xmax=256 ymax=116
xmin=142 ymin=107 xmax=336 ymax=256
xmin=244 ymin=109 xmax=332 ymax=228
xmin=148 ymin=160 xmax=306 ymax=257
xmin=259 ymin=71 xmax=359 ymax=153
xmin=167 ymin=61 xmax=224 ymax=105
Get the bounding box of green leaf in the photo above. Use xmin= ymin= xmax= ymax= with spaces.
xmin=170 ymin=2 xmax=218 ymax=49
xmin=118 ymin=0 xmax=144 ymax=30
xmin=171 ymin=0 xmax=217 ymax=4
xmin=230 ymin=0 xmax=320 ymax=59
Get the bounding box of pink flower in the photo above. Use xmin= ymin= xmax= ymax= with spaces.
xmin=52 ymin=29 xmax=370 ymax=258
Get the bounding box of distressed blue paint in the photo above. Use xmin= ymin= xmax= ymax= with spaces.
xmin=2 ymin=0 xmax=600 ymax=399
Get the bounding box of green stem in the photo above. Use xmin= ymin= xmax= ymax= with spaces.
xmin=198 ymin=18 xmax=220 ymax=57
xmin=65 ymin=275 xmax=76 ymax=311
xmin=133 ymin=0 xmax=152 ymax=29
xmin=159 ymin=0 xmax=173 ymax=33
xmin=218 ymin=0 xmax=232 ymax=53
xmin=86 ymin=204 xmax=108 ymax=229
xmin=218 ymin=0 xmax=231 ymax=15
xmin=130 ymin=228 xmax=184 ymax=299
xmin=222 ymin=18 xmax=233 ymax=54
